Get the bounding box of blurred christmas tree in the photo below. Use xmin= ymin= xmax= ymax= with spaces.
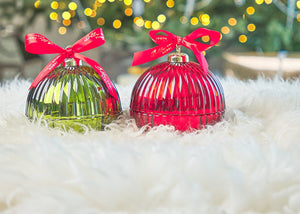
xmin=28 ymin=0 xmax=300 ymax=52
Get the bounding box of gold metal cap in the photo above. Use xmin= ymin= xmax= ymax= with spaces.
xmin=168 ymin=52 xmax=189 ymax=63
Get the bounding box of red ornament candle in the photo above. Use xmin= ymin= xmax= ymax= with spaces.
xmin=130 ymin=28 xmax=225 ymax=131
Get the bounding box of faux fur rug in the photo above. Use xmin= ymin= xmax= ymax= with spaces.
xmin=0 ymin=77 xmax=300 ymax=214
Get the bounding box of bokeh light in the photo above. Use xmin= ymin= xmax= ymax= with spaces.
xmin=97 ymin=17 xmax=105 ymax=25
xmin=152 ymin=21 xmax=160 ymax=29
xmin=247 ymin=23 xmax=256 ymax=32
xmin=98 ymin=0 xmax=106 ymax=3
xmin=124 ymin=0 xmax=132 ymax=6
xmin=51 ymin=1 xmax=59 ymax=9
xmin=180 ymin=16 xmax=188 ymax=24
xmin=62 ymin=11 xmax=71 ymax=19
xmin=265 ymin=0 xmax=272 ymax=4
xmin=68 ymin=2 xmax=77 ymax=10
xmin=228 ymin=18 xmax=237 ymax=26
xmin=246 ymin=7 xmax=255 ymax=15
xmin=125 ymin=8 xmax=133 ymax=16
xmin=84 ymin=8 xmax=92 ymax=16
xmin=157 ymin=14 xmax=166 ymax=23
xmin=34 ymin=0 xmax=40 ymax=8
xmin=144 ymin=20 xmax=152 ymax=29
xmin=63 ymin=19 xmax=71 ymax=26
xmin=49 ymin=12 xmax=58 ymax=20
xmin=113 ymin=19 xmax=122 ymax=29
xmin=202 ymin=36 xmax=210 ymax=43
xmin=239 ymin=34 xmax=247 ymax=43
xmin=58 ymin=27 xmax=67 ymax=35
xmin=221 ymin=26 xmax=230 ymax=34
xmin=166 ymin=0 xmax=174 ymax=8
xmin=190 ymin=17 xmax=199 ymax=25
xmin=255 ymin=0 xmax=264 ymax=4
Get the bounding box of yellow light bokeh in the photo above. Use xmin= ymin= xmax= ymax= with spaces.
xmin=297 ymin=1 xmax=300 ymax=9
xmin=264 ymin=0 xmax=272 ymax=4
xmin=49 ymin=12 xmax=58 ymax=20
xmin=180 ymin=16 xmax=188 ymax=24
xmin=63 ymin=19 xmax=71 ymax=26
xmin=202 ymin=36 xmax=210 ymax=43
xmin=201 ymin=14 xmax=210 ymax=22
xmin=58 ymin=27 xmax=67 ymax=35
xmin=113 ymin=19 xmax=122 ymax=29
xmin=247 ymin=23 xmax=256 ymax=31
xmin=239 ymin=35 xmax=247 ymax=43
xmin=202 ymin=20 xmax=210 ymax=26
xmin=190 ymin=17 xmax=199 ymax=25
xmin=69 ymin=10 xmax=76 ymax=17
xmin=108 ymin=0 xmax=115 ymax=2
xmin=34 ymin=0 xmax=40 ymax=8
xmin=144 ymin=0 xmax=151 ymax=2
xmin=152 ymin=21 xmax=160 ymax=29
xmin=90 ymin=10 xmax=97 ymax=17
xmin=297 ymin=14 xmax=300 ymax=21
xmin=166 ymin=0 xmax=174 ymax=8
xmin=125 ymin=8 xmax=133 ymax=16
xmin=135 ymin=18 xmax=144 ymax=27
xmin=98 ymin=0 xmax=106 ymax=3
xmin=68 ymin=2 xmax=77 ymax=10
xmin=62 ymin=11 xmax=71 ymax=19
xmin=84 ymin=8 xmax=92 ymax=16
xmin=221 ymin=26 xmax=230 ymax=34
xmin=124 ymin=0 xmax=132 ymax=6
xmin=246 ymin=7 xmax=255 ymax=15
xmin=144 ymin=20 xmax=152 ymax=29
xmin=255 ymin=0 xmax=264 ymax=4
xmin=157 ymin=14 xmax=166 ymax=23
xmin=59 ymin=2 xmax=66 ymax=9
xmin=97 ymin=17 xmax=105 ymax=25
xmin=228 ymin=18 xmax=237 ymax=26
xmin=51 ymin=1 xmax=59 ymax=9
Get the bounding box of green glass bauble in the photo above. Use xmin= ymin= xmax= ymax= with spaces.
xmin=25 ymin=59 xmax=122 ymax=132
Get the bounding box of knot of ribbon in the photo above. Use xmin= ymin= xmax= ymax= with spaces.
xmin=132 ymin=28 xmax=221 ymax=75
xmin=25 ymin=28 xmax=118 ymax=100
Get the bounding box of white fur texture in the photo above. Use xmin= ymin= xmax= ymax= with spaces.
xmin=0 ymin=77 xmax=300 ymax=214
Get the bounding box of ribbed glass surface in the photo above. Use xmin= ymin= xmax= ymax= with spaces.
xmin=26 ymin=65 xmax=121 ymax=131
xmin=130 ymin=61 xmax=225 ymax=131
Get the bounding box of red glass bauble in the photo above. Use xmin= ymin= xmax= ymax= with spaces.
xmin=130 ymin=53 xmax=225 ymax=131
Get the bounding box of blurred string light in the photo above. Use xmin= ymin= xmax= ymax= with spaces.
xmin=144 ymin=0 xmax=151 ymax=2
xmin=201 ymin=35 xmax=210 ymax=42
xmin=34 ymin=0 xmax=40 ymax=8
xmin=201 ymin=14 xmax=210 ymax=25
xmin=84 ymin=8 xmax=92 ymax=16
xmin=63 ymin=19 xmax=71 ymax=26
xmin=108 ymin=0 xmax=115 ymax=2
xmin=221 ymin=26 xmax=230 ymax=34
xmin=144 ymin=20 xmax=152 ymax=28
xmin=180 ymin=16 xmax=188 ymax=24
xmin=124 ymin=0 xmax=132 ymax=6
xmin=228 ymin=18 xmax=237 ymax=26
xmin=157 ymin=14 xmax=166 ymax=23
xmin=58 ymin=26 xmax=67 ymax=34
xmin=297 ymin=1 xmax=300 ymax=9
xmin=125 ymin=8 xmax=133 ymax=16
xmin=255 ymin=0 xmax=264 ymax=4
xmin=239 ymin=34 xmax=247 ymax=43
xmin=265 ymin=0 xmax=272 ymax=4
xmin=152 ymin=21 xmax=160 ymax=29
xmin=297 ymin=14 xmax=300 ymax=21
xmin=97 ymin=17 xmax=105 ymax=25
xmin=247 ymin=23 xmax=256 ymax=31
xmin=166 ymin=0 xmax=175 ymax=8
xmin=62 ymin=11 xmax=71 ymax=19
xmin=190 ymin=17 xmax=199 ymax=25
xmin=68 ymin=2 xmax=77 ymax=10
xmin=246 ymin=6 xmax=255 ymax=15
xmin=49 ymin=12 xmax=58 ymax=20
xmin=98 ymin=0 xmax=106 ymax=3
xmin=51 ymin=1 xmax=58 ymax=9
xmin=113 ymin=19 xmax=122 ymax=29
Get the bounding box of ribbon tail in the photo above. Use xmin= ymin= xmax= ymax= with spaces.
xmin=75 ymin=53 xmax=119 ymax=101
xmin=30 ymin=55 xmax=65 ymax=89
xmin=192 ymin=46 xmax=209 ymax=75
xmin=132 ymin=43 xmax=175 ymax=66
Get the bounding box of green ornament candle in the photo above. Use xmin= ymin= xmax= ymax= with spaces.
xmin=25 ymin=59 xmax=122 ymax=131
xmin=24 ymin=28 xmax=122 ymax=132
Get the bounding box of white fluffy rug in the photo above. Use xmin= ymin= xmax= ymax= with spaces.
xmin=0 ymin=77 xmax=300 ymax=214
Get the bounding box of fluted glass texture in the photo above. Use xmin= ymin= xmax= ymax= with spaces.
xmin=130 ymin=61 xmax=225 ymax=131
xmin=26 ymin=65 xmax=121 ymax=131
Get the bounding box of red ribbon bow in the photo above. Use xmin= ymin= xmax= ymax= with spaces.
xmin=25 ymin=28 xmax=118 ymax=100
xmin=132 ymin=28 xmax=221 ymax=74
